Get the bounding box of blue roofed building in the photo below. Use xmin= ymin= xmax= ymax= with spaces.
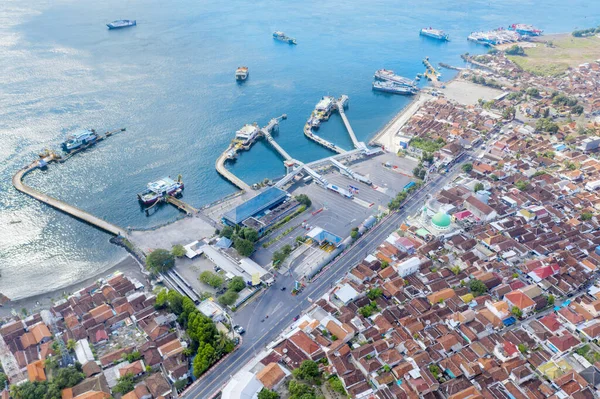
xmin=222 ymin=187 xmax=297 ymax=234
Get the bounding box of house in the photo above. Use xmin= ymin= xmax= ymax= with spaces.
xmin=119 ymin=360 xmax=146 ymax=378
xmin=145 ymin=372 xmax=172 ymax=399
xmin=26 ymin=360 xmax=46 ymax=382
xmin=464 ymin=196 xmax=498 ymax=222
xmin=29 ymin=323 xmax=52 ymax=344
xmin=334 ymin=284 xmax=360 ymax=305
xmin=547 ymin=333 xmax=580 ymax=355
xmin=61 ymin=375 xmax=111 ymax=399
xmin=504 ymin=290 xmax=536 ymax=317
xmin=122 ymin=383 xmax=152 ymax=399
xmin=256 ymin=363 xmax=286 ymax=390
xmin=395 ymin=257 xmax=421 ymax=278
xmin=427 ymin=288 xmax=456 ymax=304
xmin=528 ymin=263 xmax=560 ymax=282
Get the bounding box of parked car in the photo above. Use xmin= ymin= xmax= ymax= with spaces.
xmin=234 ymin=325 xmax=245 ymax=334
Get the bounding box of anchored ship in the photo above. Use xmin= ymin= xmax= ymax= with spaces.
xmin=372 ymin=81 xmax=418 ymax=95
xmin=508 ymin=23 xmax=542 ymax=36
xmin=374 ymin=69 xmax=416 ymax=87
xmin=107 ymin=20 xmax=136 ymax=29
xmin=420 ymin=27 xmax=449 ymax=41
xmin=468 ymin=29 xmax=521 ymax=46
xmin=137 ymin=176 xmax=184 ymax=206
xmin=62 ymin=130 xmax=99 ymax=152
xmin=273 ymin=31 xmax=297 ymax=45
xmin=235 ymin=66 xmax=249 ymax=81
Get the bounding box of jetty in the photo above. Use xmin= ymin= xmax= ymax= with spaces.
xmin=216 ymin=115 xmax=287 ymax=191
xmin=13 ymin=161 xmax=127 ymax=237
xmin=423 ymin=57 xmax=441 ymax=83
xmin=336 ymin=95 xmax=367 ymax=151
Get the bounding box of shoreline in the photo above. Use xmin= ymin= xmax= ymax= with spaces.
xmin=0 ymin=255 xmax=149 ymax=319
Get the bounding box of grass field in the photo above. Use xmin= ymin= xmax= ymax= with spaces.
xmin=507 ymin=33 xmax=600 ymax=77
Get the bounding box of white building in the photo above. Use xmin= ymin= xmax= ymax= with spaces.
xmin=394 ymin=257 xmax=421 ymax=278
xmin=221 ymin=370 xmax=263 ymax=399
xmin=235 ymin=124 xmax=260 ymax=144
xmin=74 ymin=339 xmax=95 ymax=365
xmin=334 ymin=284 xmax=359 ymax=305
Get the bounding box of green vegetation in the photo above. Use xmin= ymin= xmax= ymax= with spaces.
xmin=462 ymin=163 xmax=473 ymax=173
xmin=350 ymin=229 xmax=359 ymax=240
xmin=288 ymin=380 xmax=319 ymax=399
xmin=380 ymin=260 xmax=389 ymax=269
xmin=547 ymin=295 xmax=555 ymax=306
xmin=518 ymin=343 xmax=528 ymax=354
xmin=124 ymin=350 xmax=142 ymax=363
xmin=146 ymin=249 xmax=175 ymax=274
xmin=413 ymin=166 xmax=427 ymax=180
xmin=573 ymin=26 xmax=600 ymax=37
xmin=511 ymin=306 xmax=523 ymax=318
xmin=66 ymin=339 xmax=76 ymax=351
xmin=429 ymin=364 xmax=441 ymax=379
xmin=328 ymin=376 xmax=347 ymax=395
xmin=359 ymin=301 xmax=379 ymax=318
xmin=174 ymin=378 xmax=189 ymax=392
xmin=552 ymin=93 xmax=578 ymax=107
xmin=200 ymin=271 xmax=225 ymax=288
xmin=258 ymin=389 xmax=280 ymax=399
xmin=219 ymin=226 xmax=258 ymax=257
xmin=228 ymin=276 xmax=246 ymax=292
xmin=474 ymin=182 xmax=484 ymax=192
xmin=575 ymin=344 xmax=600 ymax=364
xmin=113 ymin=373 xmax=135 ymax=395
xmin=505 ymin=45 xmax=525 ymax=56
xmin=409 ymin=137 xmax=446 ymax=154
xmin=11 ymin=365 xmax=85 ymax=399
xmin=502 ymin=106 xmax=516 ymax=120
xmin=515 ymin=180 xmax=530 ymax=191
xmin=171 ymin=244 xmax=186 ymax=258
xmin=292 ymin=360 xmax=322 ymax=385
xmin=272 ymin=244 xmax=293 ymax=267
xmin=450 ymin=265 xmax=461 ymax=275
xmin=535 ymin=118 xmax=559 ymax=134
xmin=295 ymin=194 xmax=312 ymax=208
xmin=388 ymin=180 xmax=420 ymax=210
xmin=582 ymin=212 xmax=594 ymax=221
xmin=469 ymin=279 xmax=488 ymax=297
xmin=218 ymin=290 xmax=239 ymax=306
xmin=367 ymin=287 xmax=383 ymax=300
xmin=233 ymin=238 xmax=254 ymax=257
xmin=471 ymin=75 xmax=502 ymax=89
xmin=526 ymin=87 xmax=540 ymax=97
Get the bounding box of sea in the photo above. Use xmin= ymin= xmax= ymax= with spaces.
xmin=0 ymin=0 xmax=597 ymax=300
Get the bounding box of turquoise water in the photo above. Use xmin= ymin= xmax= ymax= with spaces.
xmin=0 ymin=0 xmax=597 ymax=298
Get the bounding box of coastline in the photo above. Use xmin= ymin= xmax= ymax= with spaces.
xmin=0 ymin=255 xmax=149 ymax=319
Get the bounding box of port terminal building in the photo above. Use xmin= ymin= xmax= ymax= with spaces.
xmin=222 ymin=187 xmax=300 ymax=234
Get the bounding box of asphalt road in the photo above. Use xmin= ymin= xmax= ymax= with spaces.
xmin=183 ymin=158 xmax=469 ymax=399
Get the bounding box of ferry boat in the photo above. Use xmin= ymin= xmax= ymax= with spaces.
xmin=374 ymin=69 xmax=415 ymax=87
xmin=107 ymin=20 xmax=136 ymax=29
xmin=137 ymin=176 xmax=184 ymax=206
xmin=273 ymin=31 xmax=297 ymax=45
xmin=508 ymin=23 xmax=542 ymax=36
xmin=235 ymin=66 xmax=249 ymax=81
xmin=420 ymin=27 xmax=449 ymax=41
xmin=372 ymin=81 xmax=418 ymax=95
xmin=62 ymin=129 xmax=99 ymax=152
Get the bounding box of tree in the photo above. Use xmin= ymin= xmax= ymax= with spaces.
xmin=167 ymin=290 xmax=185 ymax=314
xmin=288 ymin=380 xmax=315 ymax=399
xmin=526 ymin=87 xmax=540 ymax=97
xmin=367 ymin=287 xmax=383 ymax=300
xmin=174 ymin=378 xmax=188 ymax=392
xmin=273 ymin=245 xmax=293 ymax=266
xmin=193 ymin=342 xmax=216 ymax=377
xmin=220 ymin=226 xmax=234 ymax=239
xmin=292 ymin=360 xmax=321 ymax=383
xmin=258 ymin=388 xmax=280 ymax=399
xmin=450 ymin=265 xmax=461 ymax=275
xmin=469 ymin=279 xmax=488 ymax=297
xmin=199 ymin=271 xmax=224 ymax=288
xmin=218 ymin=290 xmax=239 ymax=306
xmin=511 ymin=306 xmax=523 ymax=318
xmin=328 ymin=376 xmax=346 ymax=395
xmin=350 ymin=230 xmax=359 ymax=240
xmin=146 ymin=249 xmax=175 ymax=274
xmin=52 ymin=366 xmax=85 ymax=390
xmin=228 ymin=276 xmax=246 ymax=292
xmin=517 ymin=343 xmax=528 ymax=354
xmin=380 ymin=260 xmax=389 ymax=269
xmin=505 ymin=45 xmax=525 ymax=56
xmin=113 ymin=373 xmax=135 ymax=395
xmin=66 ymin=339 xmax=76 ymax=351
xmin=582 ymin=212 xmax=593 ymax=221
xmin=515 ymin=180 xmax=529 ymax=191
xmin=474 ymin=182 xmax=484 ymax=192
xmin=242 ymin=228 xmax=259 ymax=242
xmin=462 ymin=163 xmax=473 ymax=173
xmin=234 ymin=238 xmax=254 ymax=257
xmin=0 ymin=373 xmax=7 ymax=390
xmin=547 ymin=295 xmax=555 ymax=306
xmin=171 ymin=244 xmax=186 ymax=258
xmin=11 ymin=381 xmax=61 ymax=399
xmin=295 ymin=194 xmax=312 ymax=208
xmin=125 ymin=351 xmax=142 ymax=363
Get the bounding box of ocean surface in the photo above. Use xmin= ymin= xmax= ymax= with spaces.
xmin=0 ymin=0 xmax=597 ymax=300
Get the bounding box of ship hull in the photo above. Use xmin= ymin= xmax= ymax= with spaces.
xmin=138 ymin=184 xmax=184 ymax=206
xmin=107 ymin=20 xmax=136 ymax=29
xmin=420 ymin=30 xmax=449 ymax=41
xmin=372 ymin=86 xmax=416 ymax=95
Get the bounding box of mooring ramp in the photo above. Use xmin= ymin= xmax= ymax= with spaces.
xmin=336 ymin=96 xmax=361 ymax=149
xmin=166 ymin=196 xmax=198 ymax=215
xmin=262 ymin=128 xmax=292 ymax=161
xmin=12 ymin=166 xmax=127 ymax=237
xmin=215 ymin=150 xmax=252 ymax=192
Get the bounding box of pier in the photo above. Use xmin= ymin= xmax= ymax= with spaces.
xmin=423 ymin=57 xmax=441 ymax=83
xmin=13 ymin=164 xmax=128 ymax=237
xmin=336 ymin=95 xmax=367 ymax=151
xmin=215 ymin=151 xmax=252 ymax=192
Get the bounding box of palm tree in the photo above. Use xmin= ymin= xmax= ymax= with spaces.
xmin=215 ymin=332 xmax=232 ymax=355
xmin=66 ymin=339 xmax=76 ymax=351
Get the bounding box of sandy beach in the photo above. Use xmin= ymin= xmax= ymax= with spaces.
xmin=0 ymin=255 xmax=148 ymax=319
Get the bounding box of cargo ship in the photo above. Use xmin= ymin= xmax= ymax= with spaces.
xmin=508 ymin=23 xmax=542 ymax=36
xmin=273 ymin=31 xmax=297 ymax=45
xmin=62 ymin=129 xmax=99 ymax=152
xmin=420 ymin=27 xmax=449 ymax=41
xmin=235 ymin=66 xmax=249 ymax=81
xmin=374 ymin=69 xmax=415 ymax=87
xmin=137 ymin=176 xmax=184 ymax=206
xmin=372 ymin=81 xmax=418 ymax=95
xmin=107 ymin=20 xmax=136 ymax=29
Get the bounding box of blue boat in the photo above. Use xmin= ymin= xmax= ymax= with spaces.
xmin=62 ymin=129 xmax=99 ymax=152
xmin=107 ymin=20 xmax=136 ymax=29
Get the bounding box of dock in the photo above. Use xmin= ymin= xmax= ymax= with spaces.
xmin=215 ymin=151 xmax=252 ymax=192
xmin=423 ymin=57 xmax=441 ymax=83
xmin=336 ymin=95 xmax=367 ymax=151
xmin=13 ymin=163 xmax=128 ymax=237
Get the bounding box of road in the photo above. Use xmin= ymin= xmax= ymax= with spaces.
xmin=183 ymin=157 xmax=470 ymax=399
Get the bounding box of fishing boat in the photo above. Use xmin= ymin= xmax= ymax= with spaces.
xmin=235 ymin=66 xmax=249 ymax=81
xmin=107 ymin=20 xmax=136 ymax=29
xmin=138 ymin=176 xmax=184 ymax=206
xmin=62 ymin=129 xmax=99 ymax=152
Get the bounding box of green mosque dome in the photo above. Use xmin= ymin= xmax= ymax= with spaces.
xmin=431 ymin=211 xmax=451 ymax=228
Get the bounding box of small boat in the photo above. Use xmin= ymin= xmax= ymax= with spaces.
xmin=235 ymin=66 xmax=249 ymax=81
xmin=138 ymin=176 xmax=184 ymax=206
xmin=372 ymin=80 xmax=418 ymax=95
xmin=273 ymin=31 xmax=297 ymax=45
xmin=62 ymin=129 xmax=99 ymax=152
xmin=107 ymin=20 xmax=136 ymax=29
